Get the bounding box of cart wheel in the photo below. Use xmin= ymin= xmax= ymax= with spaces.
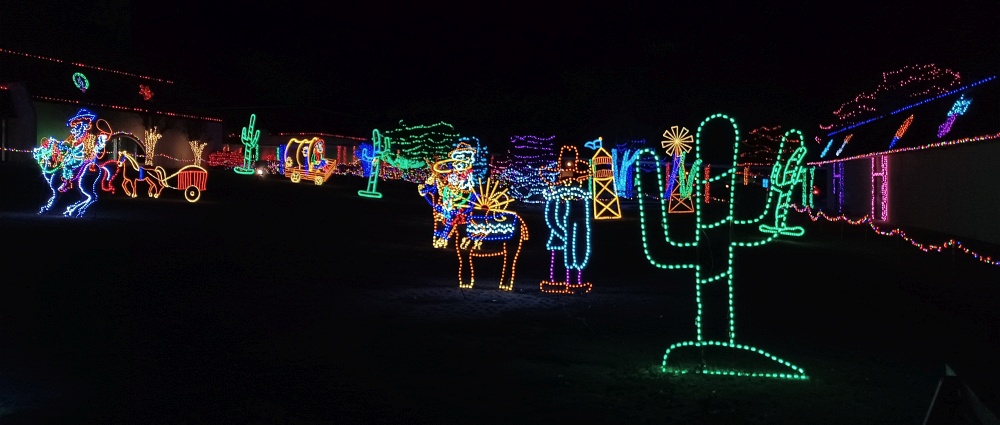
xmin=184 ymin=185 xmax=201 ymax=203
xmin=291 ymin=171 xmax=302 ymax=183
xmin=314 ymin=176 xmax=324 ymax=186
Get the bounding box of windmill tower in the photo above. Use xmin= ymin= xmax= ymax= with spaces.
xmin=662 ymin=126 xmax=696 ymax=213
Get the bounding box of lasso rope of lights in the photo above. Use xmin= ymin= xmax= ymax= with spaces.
xmin=790 ymin=204 xmax=1000 ymax=267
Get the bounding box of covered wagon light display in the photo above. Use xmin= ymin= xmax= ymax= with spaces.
xmin=283 ymin=137 xmax=335 ymax=185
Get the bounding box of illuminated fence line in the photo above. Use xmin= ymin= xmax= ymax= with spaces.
xmin=791 ymin=204 xmax=1000 ymax=267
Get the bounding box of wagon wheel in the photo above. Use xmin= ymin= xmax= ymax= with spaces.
xmin=290 ymin=170 xmax=302 ymax=183
xmin=184 ymin=185 xmax=201 ymax=203
xmin=314 ymin=176 xmax=324 ymax=186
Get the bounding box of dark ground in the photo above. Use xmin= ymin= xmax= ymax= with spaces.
xmin=0 ymin=161 xmax=998 ymax=424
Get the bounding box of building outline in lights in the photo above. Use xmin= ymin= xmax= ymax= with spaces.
xmin=804 ymin=74 xmax=1000 ymax=269
xmin=871 ymin=154 xmax=888 ymax=222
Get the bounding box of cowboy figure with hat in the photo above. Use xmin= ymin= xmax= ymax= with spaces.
xmin=539 ymin=144 xmax=594 ymax=294
xmin=419 ymin=142 xmax=479 ymax=248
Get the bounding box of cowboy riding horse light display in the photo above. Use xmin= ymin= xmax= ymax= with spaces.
xmin=32 ymin=108 xmax=118 ymax=217
xmin=418 ymin=143 xmax=529 ymax=291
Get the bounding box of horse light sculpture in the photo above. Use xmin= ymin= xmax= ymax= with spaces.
xmin=117 ymin=151 xmax=166 ymax=199
xmin=117 ymin=151 xmax=208 ymax=202
xmin=635 ymin=113 xmax=809 ymax=379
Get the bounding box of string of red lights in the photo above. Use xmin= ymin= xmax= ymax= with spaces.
xmin=0 ymin=47 xmax=175 ymax=84
xmin=791 ymin=204 xmax=999 ymax=267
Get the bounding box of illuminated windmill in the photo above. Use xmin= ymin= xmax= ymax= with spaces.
xmin=661 ymin=126 xmax=695 ymax=213
xmin=585 ymin=137 xmax=621 ymax=220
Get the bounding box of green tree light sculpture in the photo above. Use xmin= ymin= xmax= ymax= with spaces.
xmin=382 ymin=120 xmax=458 ymax=170
xmin=234 ymin=114 xmax=260 ymax=175
xmin=635 ymin=113 xmax=810 ymax=379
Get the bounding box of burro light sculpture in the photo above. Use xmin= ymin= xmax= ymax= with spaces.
xmin=635 ymin=113 xmax=810 ymax=379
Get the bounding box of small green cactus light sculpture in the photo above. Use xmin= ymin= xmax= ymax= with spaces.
xmin=358 ymin=129 xmax=390 ymax=199
xmin=234 ymin=114 xmax=260 ymax=175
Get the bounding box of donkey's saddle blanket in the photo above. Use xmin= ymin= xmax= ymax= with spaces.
xmin=466 ymin=212 xmax=518 ymax=241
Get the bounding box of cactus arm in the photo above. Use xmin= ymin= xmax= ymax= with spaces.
xmin=634 ymin=148 xmax=699 ymax=271
xmin=241 ymin=114 xmax=260 ymax=149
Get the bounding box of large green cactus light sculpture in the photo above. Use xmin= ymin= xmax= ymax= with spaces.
xmin=635 ymin=113 xmax=810 ymax=379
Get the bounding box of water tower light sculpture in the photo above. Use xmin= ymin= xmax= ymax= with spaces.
xmin=586 ymin=137 xmax=622 ymax=220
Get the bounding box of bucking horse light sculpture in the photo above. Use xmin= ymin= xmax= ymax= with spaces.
xmin=32 ymin=108 xmax=118 ymax=217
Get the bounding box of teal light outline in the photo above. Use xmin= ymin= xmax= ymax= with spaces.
xmin=759 ymin=130 xmax=808 ymax=237
xmin=234 ymin=114 xmax=260 ymax=175
xmin=635 ymin=113 xmax=809 ymax=380
xmin=72 ymin=72 xmax=89 ymax=93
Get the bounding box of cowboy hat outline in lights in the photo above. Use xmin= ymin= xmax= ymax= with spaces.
xmin=541 ymin=145 xmax=592 ymax=187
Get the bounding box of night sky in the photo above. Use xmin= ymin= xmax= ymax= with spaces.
xmin=4 ymin=1 xmax=999 ymax=148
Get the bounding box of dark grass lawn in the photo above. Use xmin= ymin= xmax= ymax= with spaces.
xmin=0 ymin=161 xmax=998 ymax=424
